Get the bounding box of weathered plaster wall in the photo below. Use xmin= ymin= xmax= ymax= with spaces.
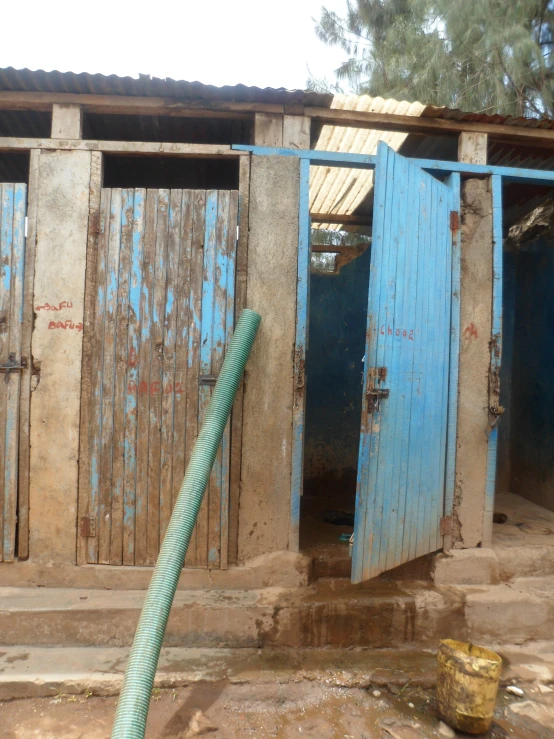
xmin=238 ymin=155 xmax=300 ymax=562
xmin=454 ymin=178 xmax=493 ymax=547
xmin=29 ymin=150 xmax=92 ymax=564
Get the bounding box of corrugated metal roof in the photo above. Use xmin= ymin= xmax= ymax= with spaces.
xmin=422 ymin=104 xmax=554 ymax=131
xmin=0 ymin=67 xmax=333 ymax=107
xmin=310 ymin=94 xmax=425 ymax=230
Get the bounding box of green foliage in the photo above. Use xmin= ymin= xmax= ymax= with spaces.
xmin=311 ymin=0 xmax=554 ymax=117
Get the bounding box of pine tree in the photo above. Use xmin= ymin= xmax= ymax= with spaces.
xmin=311 ymin=0 xmax=554 ymax=117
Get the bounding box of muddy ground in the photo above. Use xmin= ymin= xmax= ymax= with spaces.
xmin=1 ymin=681 xmax=553 ymax=738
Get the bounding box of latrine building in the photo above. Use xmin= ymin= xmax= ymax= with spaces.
xmin=1 ymin=67 xmax=554 ymax=604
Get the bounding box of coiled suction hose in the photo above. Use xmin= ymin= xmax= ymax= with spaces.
xmin=111 ymin=309 xmax=261 ymax=739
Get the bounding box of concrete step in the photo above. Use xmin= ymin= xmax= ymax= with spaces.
xmin=1 ymin=641 xmax=553 ymax=700
xmin=495 ymin=544 xmax=554 ymax=580
xmin=1 ymin=576 xmax=552 ymax=650
xmin=0 ymin=581 xmax=464 ymax=649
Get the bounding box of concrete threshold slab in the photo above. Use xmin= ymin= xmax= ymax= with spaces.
xmin=1 ymin=642 xmax=553 ymax=701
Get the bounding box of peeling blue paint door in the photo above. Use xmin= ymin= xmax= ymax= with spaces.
xmin=0 ymin=184 xmax=27 ymax=562
xmin=352 ymin=143 xmax=459 ymax=583
xmin=83 ymin=189 xmax=238 ymax=568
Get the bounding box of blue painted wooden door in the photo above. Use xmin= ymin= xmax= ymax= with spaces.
xmin=0 ymin=183 xmax=27 ymax=562
xmin=83 ymin=188 xmax=238 ymax=568
xmin=352 ymin=143 xmax=457 ymax=582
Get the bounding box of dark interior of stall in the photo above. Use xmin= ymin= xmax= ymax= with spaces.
xmin=299 ymin=229 xmax=371 ymax=571
xmin=497 ymin=180 xmax=554 ymax=519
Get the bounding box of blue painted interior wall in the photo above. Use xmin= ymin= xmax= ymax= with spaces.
xmin=509 ymin=238 xmax=554 ymax=511
xmin=303 ymin=247 xmax=371 ymax=497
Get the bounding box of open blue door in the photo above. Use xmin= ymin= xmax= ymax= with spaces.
xmin=352 ymin=143 xmax=458 ymax=583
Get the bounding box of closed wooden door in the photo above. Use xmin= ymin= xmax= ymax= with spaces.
xmin=82 ymin=188 xmax=238 ymax=567
xmin=352 ymin=144 xmax=458 ymax=582
xmin=0 ymin=183 xmax=27 ymax=562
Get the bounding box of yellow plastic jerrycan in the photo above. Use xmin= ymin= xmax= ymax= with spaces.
xmin=437 ymin=639 xmax=502 ymax=734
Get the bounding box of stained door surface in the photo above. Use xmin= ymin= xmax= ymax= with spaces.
xmin=84 ymin=188 xmax=238 ymax=568
xmin=352 ymin=143 xmax=455 ymax=582
xmin=0 ymin=183 xmax=26 ymax=562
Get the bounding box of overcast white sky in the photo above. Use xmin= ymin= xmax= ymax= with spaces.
xmin=0 ymin=0 xmax=349 ymax=91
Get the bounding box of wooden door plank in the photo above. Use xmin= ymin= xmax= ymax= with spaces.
xmin=229 ymin=160 xmax=249 ymax=565
xmin=171 ymin=191 xmax=193 ymax=521
xmin=98 ymin=189 xmax=123 ymax=564
xmin=122 ymin=189 xmax=146 ymax=565
xmin=184 ymin=190 xmax=206 ymax=568
xmin=134 ymin=190 xmax=157 ymax=566
xmin=208 ymin=191 xmax=230 ymax=569
xmin=76 ymin=151 xmax=102 ymax=565
xmin=0 ymin=185 xmax=13 ymax=561
xmin=196 ymin=190 xmax=218 ymax=568
xmin=159 ymin=190 xmax=182 ymax=543
xmin=109 ymin=189 xmax=133 ymax=565
xmin=0 ymin=185 xmax=10 ymax=561
xmin=220 ymin=190 xmax=239 ymax=569
xmin=146 ymin=190 xmax=169 ymax=565
xmin=3 ymin=183 xmax=26 ymax=561
xmin=88 ymin=189 xmax=111 ymax=563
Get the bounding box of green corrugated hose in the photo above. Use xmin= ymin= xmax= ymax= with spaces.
xmin=111 ymin=309 xmax=261 ymax=739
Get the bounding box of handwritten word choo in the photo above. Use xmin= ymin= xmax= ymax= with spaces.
xmin=380 ymin=325 xmax=414 ymax=341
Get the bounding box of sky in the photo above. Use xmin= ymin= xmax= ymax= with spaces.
xmin=0 ymin=0 xmax=349 ymax=91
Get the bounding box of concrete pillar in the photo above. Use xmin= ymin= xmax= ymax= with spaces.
xmin=29 ymin=150 xmax=93 ymax=564
xmin=253 ymin=113 xmax=284 ymax=147
xmin=51 ymin=104 xmax=83 ymax=139
xmin=238 ymin=156 xmax=300 ymax=562
xmin=453 ymin=175 xmax=493 ymax=548
xmin=283 ymin=115 xmax=310 ymax=149
xmin=458 ymin=132 xmax=488 ymax=165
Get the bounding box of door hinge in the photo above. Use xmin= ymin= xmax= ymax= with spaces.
xmin=91 ymin=213 xmax=105 ymax=234
xmin=440 ymin=516 xmax=453 ymax=536
xmin=450 ymin=211 xmax=460 ymax=232
xmin=80 ymin=516 xmax=96 ymax=538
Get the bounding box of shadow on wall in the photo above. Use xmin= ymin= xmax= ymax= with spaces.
xmin=303 ymin=245 xmax=371 ymax=504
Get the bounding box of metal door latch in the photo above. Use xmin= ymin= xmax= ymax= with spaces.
xmin=199 ymin=374 xmax=218 ymax=386
xmin=0 ymin=353 xmax=27 ymax=382
xmin=366 ymin=387 xmax=390 ymax=412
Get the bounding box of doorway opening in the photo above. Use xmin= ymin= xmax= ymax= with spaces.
xmin=300 ymin=227 xmax=370 ymax=576
xmin=496 ymin=182 xmax=554 ymax=560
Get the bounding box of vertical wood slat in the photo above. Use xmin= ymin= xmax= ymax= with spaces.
xmin=3 ymin=183 xmax=26 ymax=561
xmin=109 ymin=190 xmax=134 ymax=565
xmin=122 ymin=189 xmax=146 ymax=565
xmin=0 ymin=184 xmax=13 ymax=561
xmin=171 ymin=191 xmax=193 ymax=518
xmin=229 ymin=157 xmax=250 ymax=565
xmin=18 ymin=154 xmax=40 ymax=561
xmin=146 ymin=190 xmax=169 ymax=565
xmin=0 ymin=183 xmax=26 ymax=562
xmin=220 ymin=190 xmax=239 ymax=569
xmin=183 ymin=191 xmax=205 ymax=568
xmin=84 ymin=187 xmax=238 ymax=568
xmin=159 ymin=190 xmax=182 ymax=543
xmin=77 ymin=151 xmax=103 ymax=565
xmin=97 ymin=189 xmax=123 ymax=564
xmin=208 ymin=191 xmax=230 ymax=569
xmin=196 ymin=191 xmax=218 ymax=568
xmin=134 ymin=190 xmax=157 ymax=566
xmin=87 ymin=188 xmax=111 ymax=563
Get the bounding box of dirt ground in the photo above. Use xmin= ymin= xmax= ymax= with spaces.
xmin=0 ymin=681 xmax=553 ymax=739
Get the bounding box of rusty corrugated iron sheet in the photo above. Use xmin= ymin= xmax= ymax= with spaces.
xmin=422 ymin=103 xmax=554 ymax=131
xmin=0 ymin=67 xmax=333 ymax=107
